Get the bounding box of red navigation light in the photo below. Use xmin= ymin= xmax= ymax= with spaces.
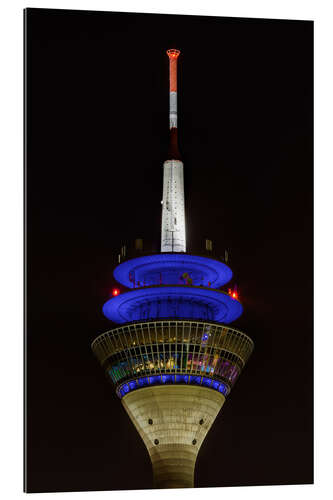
xmin=112 ymin=288 xmax=120 ymax=297
xmin=167 ymin=49 xmax=180 ymax=59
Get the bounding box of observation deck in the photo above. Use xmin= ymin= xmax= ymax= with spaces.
xmin=92 ymin=320 xmax=254 ymax=399
xmin=104 ymin=253 xmax=241 ymax=324
xmin=113 ymin=253 xmax=233 ymax=288
xmin=102 ymin=284 xmax=243 ymax=324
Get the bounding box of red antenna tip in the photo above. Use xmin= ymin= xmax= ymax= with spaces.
xmin=167 ymin=49 xmax=180 ymax=59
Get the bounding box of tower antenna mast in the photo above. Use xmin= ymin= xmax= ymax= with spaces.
xmin=161 ymin=49 xmax=186 ymax=253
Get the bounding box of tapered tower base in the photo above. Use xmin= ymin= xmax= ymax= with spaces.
xmin=122 ymin=385 xmax=225 ymax=488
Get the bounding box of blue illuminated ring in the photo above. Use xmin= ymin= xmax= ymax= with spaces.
xmin=113 ymin=253 xmax=232 ymax=288
xmin=102 ymin=285 xmax=243 ymax=324
xmin=115 ymin=374 xmax=230 ymax=399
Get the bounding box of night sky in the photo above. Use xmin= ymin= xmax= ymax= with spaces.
xmin=25 ymin=8 xmax=313 ymax=493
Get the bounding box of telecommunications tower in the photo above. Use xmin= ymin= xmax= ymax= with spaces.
xmin=92 ymin=49 xmax=254 ymax=489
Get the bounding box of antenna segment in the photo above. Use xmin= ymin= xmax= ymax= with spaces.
xmin=167 ymin=49 xmax=180 ymax=128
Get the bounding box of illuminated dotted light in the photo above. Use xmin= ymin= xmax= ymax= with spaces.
xmin=112 ymin=288 xmax=120 ymax=297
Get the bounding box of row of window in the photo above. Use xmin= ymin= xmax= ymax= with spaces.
xmin=115 ymin=374 xmax=229 ymax=399
xmin=108 ymin=351 xmax=240 ymax=386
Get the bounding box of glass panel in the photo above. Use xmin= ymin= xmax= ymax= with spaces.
xmin=149 ymin=375 xmax=161 ymax=385
xmin=161 ymin=374 xmax=174 ymax=384
xmin=189 ymin=375 xmax=202 ymax=385
xmin=137 ymin=376 xmax=149 ymax=387
xmin=202 ymin=377 xmax=213 ymax=387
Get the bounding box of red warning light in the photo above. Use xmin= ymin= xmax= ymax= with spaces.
xmin=167 ymin=49 xmax=180 ymax=59
xmin=232 ymin=292 xmax=238 ymax=299
xmin=112 ymin=288 xmax=120 ymax=297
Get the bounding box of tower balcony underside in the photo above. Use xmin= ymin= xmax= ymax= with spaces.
xmin=113 ymin=253 xmax=233 ymax=288
xmin=103 ymin=285 xmax=242 ymax=324
xmin=92 ymin=320 xmax=254 ymax=399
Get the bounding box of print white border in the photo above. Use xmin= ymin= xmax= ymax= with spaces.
xmin=0 ymin=1 xmax=331 ymax=499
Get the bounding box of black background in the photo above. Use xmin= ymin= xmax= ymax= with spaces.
xmin=25 ymin=8 xmax=313 ymax=492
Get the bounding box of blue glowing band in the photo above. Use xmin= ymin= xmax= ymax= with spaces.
xmin=113 ymin=253 xmax=232 ymax=288
xmin=103 ymin=285 xmax=242 ymax=324
xmin=115 ymin=373 xmax=230 ymax=399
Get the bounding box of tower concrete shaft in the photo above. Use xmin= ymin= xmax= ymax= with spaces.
xmin=122 ymin=385 xmax=225 ymax=488
xmin=92 ymin=320 xmax=253 ymax=488
xmin=161 ymin=49 xmax=186 ymax=253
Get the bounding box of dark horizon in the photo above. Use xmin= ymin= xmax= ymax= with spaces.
xmin=25 ymin=8 xmax=313 ymax=492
